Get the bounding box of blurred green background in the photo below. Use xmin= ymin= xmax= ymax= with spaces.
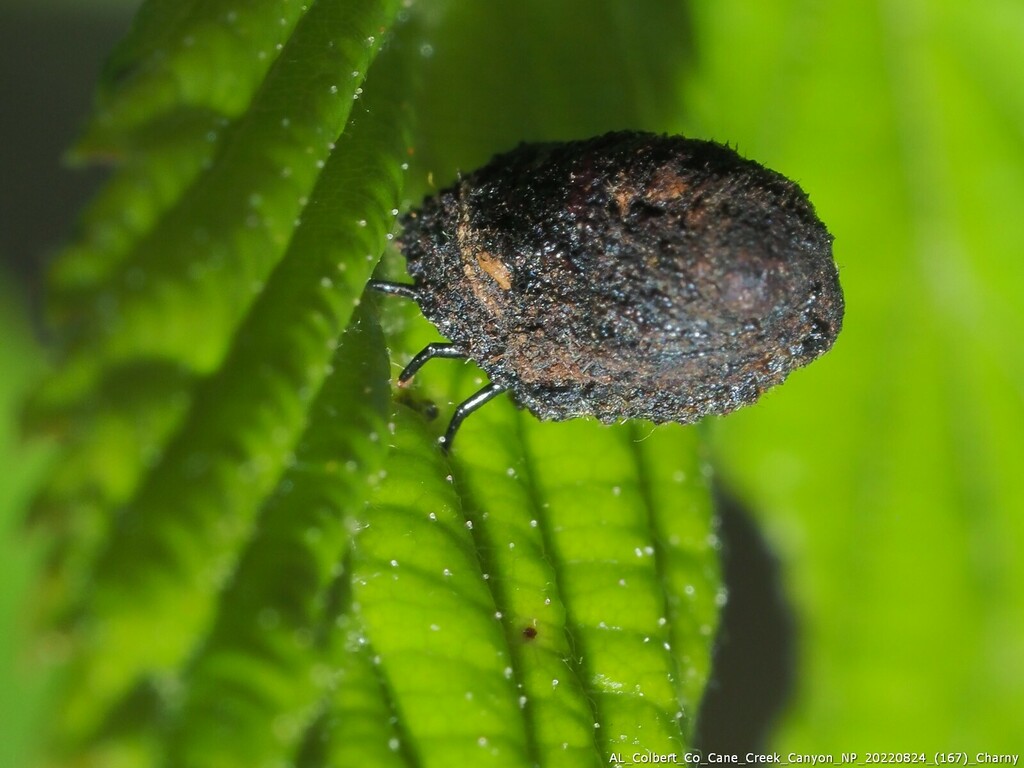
xmin=2 ymin=4 xmax=139 ymax=766
xmin=2 ymin=0 xmax=1022 ymax=763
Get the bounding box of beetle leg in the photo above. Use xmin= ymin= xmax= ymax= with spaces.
xmin=440 ymin=383 xmax=507 ymax=453
xmin=368 ymin=279 xmax=421 ymax=301
xmin=398 ymin=342 xmax=467 ymax=387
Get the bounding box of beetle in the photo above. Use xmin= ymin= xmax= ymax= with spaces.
xmin=372 ymin=131 xmax=843 ymax=450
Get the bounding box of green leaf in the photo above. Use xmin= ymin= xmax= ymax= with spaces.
xmin=35 ymin=0 xmax=408 ymax=760
xmin=50 ymin=0 xmax=316 ymax=307
xmin=0 ymin=282 xmax=54 ymax=768
xmin=28 ymin=2 xmax=724 ymax=766
xmin=166 ymin=303 xmax=392 ymax=768
xmin=344 ymin=407 xmax=719 ymax=766
xmin=343 ymin=1 xmax=722 ymax=759
xmin=80 ymin=0 xmax=309 ymax=150
xmin=49 ymin=1 xmax=394 ymax=379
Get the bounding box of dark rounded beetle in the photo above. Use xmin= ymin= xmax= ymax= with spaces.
xmin=372 ymin=131 xmax=844 ymax=450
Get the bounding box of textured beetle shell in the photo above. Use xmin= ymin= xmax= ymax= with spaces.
xmin=398 ymin=131 xmax=844 ymax=424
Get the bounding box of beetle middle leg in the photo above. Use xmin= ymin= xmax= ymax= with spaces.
xmin=398 ymin=342 xmax=467 ymax=387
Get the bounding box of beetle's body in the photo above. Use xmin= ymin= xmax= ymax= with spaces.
xmin=395 ymin=131 xmax=843 ymax=430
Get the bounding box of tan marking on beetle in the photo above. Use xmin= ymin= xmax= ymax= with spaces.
xmin=455 ymin=203 xmax=508 ymax=315
xmin=475 ymin=251 xmax=512 ymax=290
xmin=462 ymin=261 xmax=505 ymax=319
xmin=614 ymin=184 xmax=634 ymax=215
xmin=645 ymin=166 xmax=689 ymax=203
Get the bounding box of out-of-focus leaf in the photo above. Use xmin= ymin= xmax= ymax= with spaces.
xmin=0 ymin=283 xmax=53 ymax=768
xmin=34 ymin=0 xmax=408 ymax=762
xmin=165 ymin=303 xmax=391 ymax=768
xmin=687 ymin=0 xmax=1024 ymax=748
xmin=403 ymin=0 xmax=692 ymax=190
xmin=52 ymin=0 xmax=314 ymax=303
xmin=80 ymin=0 xmax=307 ymax=150
xmin=45 ymin=0 xmax=395 ymax=382
xmin=28 ymin=0 xmax=403 ymax=567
